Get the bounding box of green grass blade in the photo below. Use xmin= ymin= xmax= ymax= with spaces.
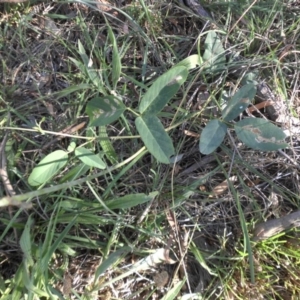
xmin=20 ymin=216 xmax=34 ymax=267
xmin=233 ymin=186 xmax=255 ymax=284
xmin=99 ymin=126 xmax=118 ymax=164
xmin=93 ymin=247 xmax=131 ymax=283
xmin=41 ymin=216 xmax=77 ymax=273
xmin=107 ymin=25 xmax=121 ymax=89
xmin=161 ymin=279 xmax=186 ymax=300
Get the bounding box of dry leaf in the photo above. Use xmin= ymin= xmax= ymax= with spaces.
xmin=63 ymin=272 xmax=72 ymax=296
xmin=153 ymin=270 xmax=169 ymax=288
xmin=199 ymin=185 xmax=206 ymax=192
xmin=209 ymin=176 xmax=238 ymax=197
xmin=134 ymin=248 xmax=177 ymax=270
xmin=184 ymin=130 xmax=200 ymax=138
xmin=96 ymin=0 xmax=118 ymax=17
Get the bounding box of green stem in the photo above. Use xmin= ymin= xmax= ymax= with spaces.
xmin=0 ymin=147 xmax=147 ymax=207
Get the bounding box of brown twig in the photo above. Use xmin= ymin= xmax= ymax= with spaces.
xmin=0 ymin=116 xmax=32 ymax=209
xmin=0 ymin=122 xmax=20 ymax=240
xmin=0 ymin=132 xmax=16 ymax=197
xmin=179 ymin=154 xmax=219 ymax=177
xmin=41 ymin=121 xmax=86 ymax=151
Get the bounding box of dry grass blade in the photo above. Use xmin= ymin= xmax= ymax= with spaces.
xmin=210 ymin=175 xmax=238 ymax=197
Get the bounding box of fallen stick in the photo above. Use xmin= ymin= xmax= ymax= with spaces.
xmin=253 ymin=210 xmax=300 ymax=241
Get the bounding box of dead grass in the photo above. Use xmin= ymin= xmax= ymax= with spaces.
xmin=1 ymin=0 xmax=300 ymax=299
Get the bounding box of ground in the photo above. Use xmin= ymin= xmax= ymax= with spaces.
xmin=0 ymin=0 xmax=300 ymax=299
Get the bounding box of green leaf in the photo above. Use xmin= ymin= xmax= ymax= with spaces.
xmin=53 ymin=83 xmax=90 ymax=99
xmin=87 ymin=68 xmax=103 ymax=91
xmin=59 ymin=163 xmax=90 ymax=183
xmin=241 ymin=71 xmax=259 ymax=86
xmin=190 ymin=242 xmax=217 ymax=276
xmin=99 ymin=126 xmax=118 ymax=164
xmin=203 ymin=31 xmax=226 ymax=72
xmin=94 ymin=247 xmax=130 ymax=283
xmin=135 ymin=115 xmax=174 ymax=163
xmin=28 ymin=150 xmax=68 ymax=186
xmin=222 ymin=83 xmax=257 ymax=122
xmin=161 ymin=279 xmax=186 ymax=300
xmin=139 ymin=66 xmax=188 ymax=115
xmin=78 ymin=40 xmax=90 ymax=67
xmin=106 ymin=191 xmax=158 ymax=210
xmin=41 ymin=217 xmax=77 ymax=274
xmin=108 ymin=26 xmax=121 ymax=89
xmin=67 ymin=141 xmax=76 ymax=152
xmin=20 ymin=216 xmax=34 ymax=267
xmin=234 ymin=188 xmax=255 ymax=284
xmin=77 ymin=40 xmax=104 ymax=91
xmin=86 ymin=96 xmax=126 ymax=127
xmin=200 ymin=120 xmax=227 ymax=154
xmin=75 ymin=147 xmax=106 ymax=169
xmin=176 ymin=54 xmax=201 ymax=70
xmin=68 ymin=57 xmax=86 ymax=74
xmin=235 ymin=118 xmax=288 ymax=151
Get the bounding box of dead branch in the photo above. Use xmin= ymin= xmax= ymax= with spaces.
xmin=253 ymin=210 xmax=300 ymax=241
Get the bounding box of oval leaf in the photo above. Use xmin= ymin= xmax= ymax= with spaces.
xmin=222 ymin=83 xmax=257 ymax=122
xmin=75 ymin=147 xmax=106 ymax=169
xmin=203 ymin=30 xmax=226 ymax=72
xmin=28 ymin=150 xmax=68 ymax=186
xmin=176 ymin=54 xmax=202 ymax=70
xmin=235 ymin=118 xmax=288 ymax=151
xmin=139 ymin=66 xmax=188 ymax=115
xmin=200 ymin=120 xmax=227 ymax=154
xmin=86 ymin=96 xmax=125 ymax=127
xmin=241 ymin=71 xmax=259 ymax=86
xmin=135 ymin=115 xmax=175 ymax=164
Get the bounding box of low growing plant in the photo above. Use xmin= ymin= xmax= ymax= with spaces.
xmin=27 ymin=30 xmax=288 ymax=187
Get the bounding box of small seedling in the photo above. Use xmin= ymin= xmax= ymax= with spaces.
xmin=199 ymin=83 xmax=288 ymax=154
xmin=28 ymin=30 xmax=289 ymax=187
